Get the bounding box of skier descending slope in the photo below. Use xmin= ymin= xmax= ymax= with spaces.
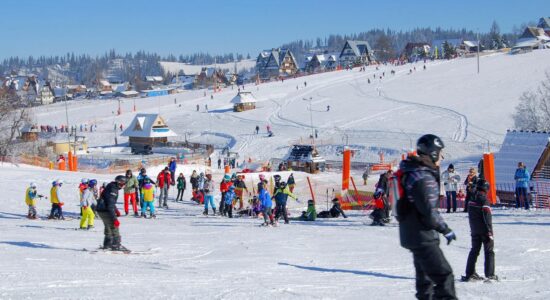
xmin=96 ymin=175 xmax=127 ymax=251
xmin=397 ymin=134 xmax=457 ymax=300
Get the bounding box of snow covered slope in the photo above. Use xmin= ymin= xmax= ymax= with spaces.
xmin=1 ymin=164 xmax=550 ymax=299
xmin=30 ymin=50 xmax=550 ymax=165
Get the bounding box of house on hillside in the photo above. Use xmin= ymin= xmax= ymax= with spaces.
xmin=256 ymin=50 xmax=271 ymax=74
xmin=494 ymin=130 xmax=550 ymax=205
xmin=98 ymin=80 xmax=112 ymax=92
xmin=37 ymin=83 xmax=54 ymax=105
xmin=305 ymin=53 xmax=338 ymax=73
xmin=461 ymin=40 xmax=481 ymax=53
xmin=401 ymin=42 xmax=431 ymax=61
xmin=339 ymin=40 xmax=376 ymax=67
xmin=257 ymin=48 xmax=299 ymax=80
xmin=194 ymin=67 xmax=228 ymax=89
xmin=121 ymin=113 xmax=177 ymax=154
xmin=431 ymin=39 xmax=463 ymax=58
xmin=231 ymin=91 xmax=256 ymax=112
xmin=539 ymin=17 xmax=550 ymax=35
xmin=513 ymin=27 xmax=550 ymax=52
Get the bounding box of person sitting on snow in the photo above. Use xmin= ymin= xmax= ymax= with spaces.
xmin=237 ymin=196 xmax=262 ymax=217
xmin=370 ymin=191 xmax=386 ymax=226
xmin=318 ymin=198 xmax=348 ymax=218
xmin=293 ymin=200 xmax=317 ymax=221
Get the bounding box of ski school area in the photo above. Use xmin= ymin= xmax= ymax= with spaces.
xmin=3 ymin=50 xmax=550 ymax=299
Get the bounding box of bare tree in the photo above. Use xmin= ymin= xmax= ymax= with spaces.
xmin=513 ymin=72 xmax=550 ymax=131
xmin=0 ymin=96 xmax=29 ymax=158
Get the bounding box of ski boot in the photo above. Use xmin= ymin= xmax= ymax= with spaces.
xmin=151 ymin=214 xmax=156 ymax=219
xmin=203 ymin=210 xmax=208 ymax=216
xmin=141 ymin=213 xmax=147 ymax=218
xmin=484 ymin=275 xmax=499 ymax=283
xmin=87 ymin=225 xmax=94 ymax=230
xmin=461 ymin=273 xmax=484 ymax=282
xmin=134 ymin=212 xmax=139 ymax=217
xmin=213 ymin=208 xmax=217 ymax=215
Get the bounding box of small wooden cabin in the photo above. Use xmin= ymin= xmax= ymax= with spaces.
xmin=121 ymin=113 xmax=177 ymax=154
xmin=231 ymin=92 xmax=257 ymax=112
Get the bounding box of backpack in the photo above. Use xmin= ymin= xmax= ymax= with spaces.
xmin=390 ymin=169 xmax=410 ymax=222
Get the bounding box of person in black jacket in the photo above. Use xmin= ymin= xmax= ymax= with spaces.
xmin=398 ymin=134 xmax=457 ymax=300
xmin=463 ymin=167 xmax=478 ymax=212
xmin=375 ymin=170 xmax=393 ymax=222
xmin=317 ymin=198 xmax=348 ymax=218
xmin=96 ymin=175 xmax=127 ymax=251
xmin=462 ymin=179 xmax=497 ymax=282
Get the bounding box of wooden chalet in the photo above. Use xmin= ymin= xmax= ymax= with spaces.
xmin=121 ymin=113 xmax=177 ymax=154
xmin=257 ymin=48 xmax=299 ymax=79
xmin=231 ymin=91 xmax=257 ymax=112
xmin=339 ymin=40 xmax=376 ymax=67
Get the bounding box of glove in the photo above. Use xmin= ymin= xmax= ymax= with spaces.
xmin=115 ymin=209 xmax=121 ymax=217
xmin=444 ymin=231 xmax=457 ymax=245
xmin=114 ymin=219 xmax=120 ymax=228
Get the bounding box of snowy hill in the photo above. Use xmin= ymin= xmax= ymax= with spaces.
xmin=30 ymin=50 xmax=550 ymax=165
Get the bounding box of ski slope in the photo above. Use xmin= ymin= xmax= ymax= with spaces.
xmin=30 ymin=50 xmax=550 ymax=165
xmin=1 ymin=164 xmax=550 ymax=299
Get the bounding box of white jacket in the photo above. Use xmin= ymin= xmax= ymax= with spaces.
xmin=80 ymin=188 xmax=95 ymax=207
xmin=441 ymin=170 xmax=461 ymax=192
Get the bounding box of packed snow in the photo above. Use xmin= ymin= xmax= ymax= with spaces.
xmin=3 ymin=50 xmax=550 ymax=299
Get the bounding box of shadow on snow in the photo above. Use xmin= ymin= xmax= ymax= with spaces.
xmin=278 ymin=262 xmax=413 ymax=280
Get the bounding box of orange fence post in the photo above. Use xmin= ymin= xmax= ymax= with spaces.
xmin=307 ymin=176 xmax=315 ymax=203
xmin=49 ymin=161 xmax=54 ymax=170
xmin=72 ymin=155 xmax=78 ymax=172
xmin=483 ymin=153 xmax=497 ymax=205
xmin=224 ymin=165 xmax=230 ymax=174
xmin=58 ymin=157 xmax=66 ymax=171
xmin=68 ymin=151 xmax=73 ymax=171
xmin=342 ymin=147 xmax=351 ymax=191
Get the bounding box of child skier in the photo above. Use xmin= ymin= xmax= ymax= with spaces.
xmin=49 ymin=180 xmax=64 ymax=220
xmin=176 ymin=173 xmax=186 ymax=202
xmin=141 ymin=179 xmax=156 ymax=218
xmin=294 ymin=200 xmax=316 ymax=221
xmin=224 ymin=185 xmax=237 ymax=218
xmin=80 ymin=179 xmax=97 ymax=229
xmin=273 ymin=181 xmax=298 ymax=225
xmin=25 ymin=182 xmax=43 ymax=219
xmin=370 ymin=191 xmax=386 ymax=226
xmin=258 ymin=181 xmax=274 ymax=226
xmin=462 ymin=179 xmax=497 ymax=282
xmin=287 ymin=173 xmax=296 ymax=193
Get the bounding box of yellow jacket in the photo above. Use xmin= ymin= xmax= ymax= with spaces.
xmin=50 ymin=186 xmax=60 ymax=204
xmin=141 ymin=185 xmax=155 ymax=202
xmin=25 ymin=187 xmax=37 ymax=206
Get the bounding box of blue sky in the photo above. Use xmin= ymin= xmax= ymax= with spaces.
xmin=1 ymin=0 xmax=548 ymax=59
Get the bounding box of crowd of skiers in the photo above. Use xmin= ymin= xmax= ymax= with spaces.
xmin=24 ymin=133 xmax=516 ymax=298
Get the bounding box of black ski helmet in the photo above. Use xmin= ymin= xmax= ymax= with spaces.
xmin=274 ymin=174 xmax=281 ymax=181
xmin=476 ymin=179 xmax=489 ymax=191
xmin=279 ymin=181 xmax=287 ymax=188
xmin=115 ymin=175 xmax=127 ymax=188
xmin=416 ymin=134 xmax=445 ymax=162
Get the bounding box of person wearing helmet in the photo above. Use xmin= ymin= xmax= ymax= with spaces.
xmin=123 ymin=169 xmax=140 ymax=216
xmin=80 ymin=179 xmax=97 ymax=230
xmin=272 ymin=181 xmax=298 ymax=225
xmin=137 ymin=168 xmax=155 ymax=208
xmin=140 ymin=178 xmax=156 ymax=218
xmin=219 ymin=174 xmax=233 ymax=216
xmin=397 ymin=134 xmax=456 ymax=299
xmin=96 ymin=175 xmax=126 ymax=251
xmin=273 ymin=174 xmax=282 ymax=189
xmin=223 ymin=185 xmax=237 ymax=218
xmin=462 ymin=179 xmax=497 ymax=282
xmin=49 ymin=180 xmax=64 ymax=220
xmin=202 ymin=173 xmax=216 ymax=215
xmin=25 ymin=182 xmax=43 ymax=219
